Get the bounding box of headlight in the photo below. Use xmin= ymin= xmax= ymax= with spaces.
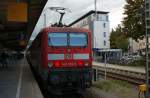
xmin=48 ymin=62 xmax=53 ymax=67
xmin=85 ymin=62 xmax=89 ymax=66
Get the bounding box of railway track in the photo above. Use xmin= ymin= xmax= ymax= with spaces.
xmin=29 ymin=61 xmax=93 ymax=98
xmin=93 ymin=65 xmax=146 ymax=85
xmin=44 ymin=90 xmax=94 ymax=98
xmin=45 ymin=93 xmax=84 ymax=98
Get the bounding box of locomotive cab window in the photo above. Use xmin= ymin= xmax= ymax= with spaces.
xmin=48 ymin=33 xmax=67 ymax=46
xmin=48 ymin=32 xmax=88 ymax=47
xmin=69 ymin=33 xmax=87 ymax=47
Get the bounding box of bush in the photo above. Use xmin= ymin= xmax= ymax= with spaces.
xmin=93 ymin=80 xmax=131 ymax=92
xmin=93 ymin=79 xmax=138 ymax=98
xmin=127 ymin=57 xmax=146 ymax=67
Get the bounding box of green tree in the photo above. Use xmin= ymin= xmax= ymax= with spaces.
xmin=116 ymin=36 xmax=129 ymax=51
xmin=110 ymin=25 xmax=129 ymax=51
xmin=110 ymin=29 xmax=117 ymax=49
xmin=123 ymin=0 xmax=145 ymax=41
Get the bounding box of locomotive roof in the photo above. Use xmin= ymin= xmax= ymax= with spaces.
xmin=41 ymin=27 xmax=91 ymax=33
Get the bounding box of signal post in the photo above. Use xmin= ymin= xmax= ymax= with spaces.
xmin=145 ymin=0 xmax=150 ymax=97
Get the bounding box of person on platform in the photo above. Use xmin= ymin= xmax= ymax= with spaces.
xmin=1 ymin=51 xmax=8 ymax=68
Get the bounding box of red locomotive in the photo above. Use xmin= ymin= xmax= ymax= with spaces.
xmin=26 ymin=7 xmax=92 ymax=94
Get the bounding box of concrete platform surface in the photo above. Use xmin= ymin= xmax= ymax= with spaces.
xmin=93 ymin=61 xmax=145 ymax=73
xmin=0 ymin=59 xmax=43 ymax=98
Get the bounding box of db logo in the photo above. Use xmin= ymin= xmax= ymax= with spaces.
xmin=65 ymin=54 xmax=72 ymax=59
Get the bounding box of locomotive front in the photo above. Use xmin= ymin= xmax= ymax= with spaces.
xmin=44 ymin=27 xmax=92 ymax=93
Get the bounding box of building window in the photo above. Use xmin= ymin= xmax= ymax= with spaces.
xmin=106 ymin=16 xmax=108 ymax=21
xmin=104 ymin=40 xmax=106 ymax=46
xmin=147 ymin=20 xmax=150 ymax=26
xmin=103 ymin=32 xmax=106 ymax=37
xmin=103 ymin=23 xmax=106 ymax=28
xmin=146 ymin=11 xmax=150 ymax=18
xmin=147 ymin=28 xmax=150 ymax=34
xmin=98 ymin=15 xmax=102 ymax=20
xmin=146 ymin=3 xmax=149 ymax=9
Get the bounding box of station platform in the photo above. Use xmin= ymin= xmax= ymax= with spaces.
xmin=93 ymin=61 xmax=145 ymax=73
xmin=0 ymin=58 xmax=43 ymax=98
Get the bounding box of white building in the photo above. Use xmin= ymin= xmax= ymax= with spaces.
xmin=69 ymin=10 xmax=110 ymax=50
xmin=128 ymin=38 xmax=146 ymax=55
xmin=69 ymin=10 xmax=110 ymax=60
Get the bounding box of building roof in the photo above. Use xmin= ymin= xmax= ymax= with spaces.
xmin=68 ymin=10 xmax=109 ymax=26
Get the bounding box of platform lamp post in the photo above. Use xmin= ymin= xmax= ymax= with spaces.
xmin=104 ymin=51 xmax=107 ymax=80
xmin=94 ymin=0 xmax=98 ymax=20
xmin=93 ymin=0 xmax=98 ymax=78
xmin=93 ymin=0 xmax=98 ymax=61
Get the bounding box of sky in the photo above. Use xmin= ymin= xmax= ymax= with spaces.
xmin=30 ymin=0 xmax=126 ymax=40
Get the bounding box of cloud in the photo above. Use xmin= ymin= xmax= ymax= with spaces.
xmin=30 ymin=0 xmax=126 ymax=40
xmin=44 ymin=0 xmax=126 ymax=28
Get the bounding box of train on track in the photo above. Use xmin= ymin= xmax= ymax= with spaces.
xmin=26 ymin=7 xmax=92 ymax=94
xmin=26 ymin=27 xmax=92 ymax=94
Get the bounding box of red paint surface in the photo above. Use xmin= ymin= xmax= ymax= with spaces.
xmin=30 ymin=27 xmax=92 ymax=69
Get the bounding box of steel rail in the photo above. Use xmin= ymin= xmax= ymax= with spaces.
xmin=93 ymin=65 xmax=146 ymax=85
